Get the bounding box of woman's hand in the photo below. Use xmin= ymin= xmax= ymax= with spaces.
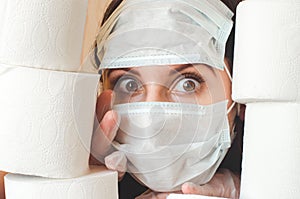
xmin=89 ymin=90 xmax=125 ymax=179
xmin=181 ymin=169 xmax=240 ymax=199
xmin=135 ymin=189 xmax=180 ymax=199
xmin=135 ymin=169 xmax=240 ymax=199
xmin=90 ymin=90 xmax=117 ymax=161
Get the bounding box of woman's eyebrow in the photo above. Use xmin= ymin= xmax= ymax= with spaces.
xmin=168 ymin=64 xmax=188 ymax=79
xmin=170 ymin=64 xmax=193 ymax=74
xmin=106 ymin=68 xmax=139 ymax=78
xmin=170 ymin=64 xmax=216 ymax=75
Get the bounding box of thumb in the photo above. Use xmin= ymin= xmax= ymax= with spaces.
xmin=91 ymin=110 xmax=119 ymax=162
xmin=181 ymin=182 xmax=223 ymax=197
xmin=181 ymin=169 xmax=240 ymax=199
xmin=96 ymin=90 xmax=114 ymax=122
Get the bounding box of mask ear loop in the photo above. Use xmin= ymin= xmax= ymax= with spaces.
xmin=227 ymin=101 xmax=236 ymax=115
xmin=224 ymin=64 xmax=240 ymax=116
xmin=224 ymin=63 xmax=232 ymax=81
xmin=224 ymin=65 xmax=235 ymax=114
xmin=226 ymin=98 xmax=238 ymax=141
xmin=227 ymin=100 xmax=238 ymax=142
xmin=224 ymin=64 xmax=239 ymax=141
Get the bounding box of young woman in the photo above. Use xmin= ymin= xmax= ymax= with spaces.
xmin=90 ymin=0 xmax=243 ymax=198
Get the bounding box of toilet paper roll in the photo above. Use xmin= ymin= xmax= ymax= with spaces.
xmin=232 ymin=1 xmax=300 ymax=103
xmin=240 ymin=103 xmax=300 ymax=199
xmin=0 ymin=63 xmax=100 ymax=178
xmin=4 ymin=166 xmax=118 ymax=199
xmin=0 ymin=0 xmax=93 ymax=72
xmin=167 ymin=194 xmax=229 ymax=199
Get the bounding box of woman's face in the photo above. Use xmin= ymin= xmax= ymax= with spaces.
xmin=102 ymin=62 xmax=236 ymax=130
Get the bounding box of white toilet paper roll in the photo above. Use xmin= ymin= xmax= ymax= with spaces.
xmin=0 ymin=63 xmax=100 ymax=178
xmin=232 ymin=1 xmax=300 ymax=103
xmin=4 ymin=166 xmax=118 ymax=199
xmin=0 ymin=0 xmax=93 ymax=72
xmin=240 ymin=103 xmax=300 ymax=199
xmin=167 ymin=194 xmax=229 ymax=199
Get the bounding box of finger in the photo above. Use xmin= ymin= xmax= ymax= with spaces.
xmin=96 ymin=90 xmax=113 ymax=122
xmin=135 ymin=191 xmax=170 ymax=199
xmin=100 ymin=110 xmax=119 ymax=140
xmin=181 ymin=182 xmax=220 ymax=197
xmin=91 ymin=110 xmax=119 ymax=160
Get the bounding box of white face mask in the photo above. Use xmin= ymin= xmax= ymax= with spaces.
xmin=96 ymin=0 xmax=233 ymax=71
xmin=106 ymin=100 xmax=231 ymax=192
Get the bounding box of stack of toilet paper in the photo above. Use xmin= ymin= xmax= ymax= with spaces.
xmin=4 ymin=166 xmax=117 ymax=199
xmin=0 ymin=0 xmax=118 ymax=198
xmin=232 ymin=1 xmax=300 ymax=199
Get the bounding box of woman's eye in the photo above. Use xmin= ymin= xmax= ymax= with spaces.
xmin=173 ymin=78 xmax=201 ymax=93
xmin=115 ymin=77 xmax=142 ymax=93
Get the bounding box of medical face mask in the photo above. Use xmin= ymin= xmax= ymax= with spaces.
xmin=93 ymin=0 xmax=233 ymax=71
xmin=107 ymin=100 xmax=231 ymax=192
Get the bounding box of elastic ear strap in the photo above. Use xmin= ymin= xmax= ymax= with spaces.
xmin=224 ymin=64 xmax=239 ymax=115
xmin=236 ymin=103 xmax=240 ymax=116
xmin=227 ymin=101 xmax=236 ymax=115
xmin=224 ymin=64 xmax=232 ymax=82
xmin=224 ymin=64 xmax=241 ymax=117
xmin=230 ymin=122 xmax=237 ymax=142
xmin=228 ymin=103 xmax=240 ymax=142
xmin=225 ymin=64 xmax=237 ymax=115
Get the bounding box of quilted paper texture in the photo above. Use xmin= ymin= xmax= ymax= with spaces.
xmin=232 ymin=1 xmax=300 ymax=103
xmin=0 ymin=64 xmax=100 ymax=178
xmin=4 ymin=166 xmax=118 ymax=199
xmin=241 ymin=103 xmax=300 ymax=199
xmin=0 ymin=0 xmax=88 ymax=72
